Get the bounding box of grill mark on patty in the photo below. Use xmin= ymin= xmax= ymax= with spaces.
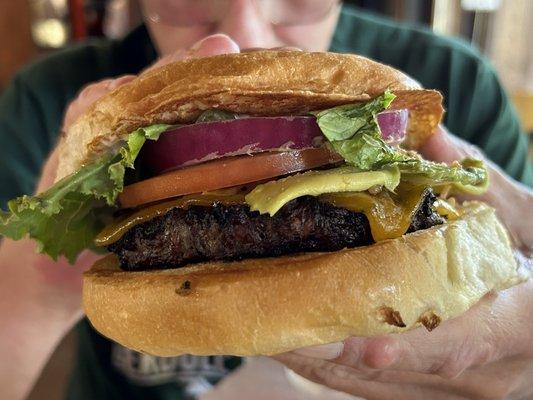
xmin=109 ymin=190 xmax=444 ymax=271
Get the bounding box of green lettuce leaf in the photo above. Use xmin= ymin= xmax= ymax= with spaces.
xmin=398 ymin=158 xmax=489 ymax=195
xmin=0 ymin=124 xmax=171 ymax=262
xmin=312 ymin=91 xmax=395 ymax=142
xmin=312 ymin=92 xmax=398 ymax=170
xmin=312 ymin=93 xmax=488 ymax=192
xmin=330 ymin=133 xmax=400 ymax=170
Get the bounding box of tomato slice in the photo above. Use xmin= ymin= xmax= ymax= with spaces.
xmin=119 ymin=148 xmax=341 ymax=208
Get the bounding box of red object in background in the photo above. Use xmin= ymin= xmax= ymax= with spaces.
xmin=69 ymin=0 xmax=87 ymax=40
xmin=69 ymin=0 xmax=106 ymax=41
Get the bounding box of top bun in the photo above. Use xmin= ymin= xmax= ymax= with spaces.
xmin=56 ymin=51 xmax=444 ymax=181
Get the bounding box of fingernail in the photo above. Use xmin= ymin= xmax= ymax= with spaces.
xmin=379 ymin=341 xmax=400 ymax=367
xmin=190 ymin=36 xmax=211 ymax=51
xmin=293 ymin=342 xmax=344 ymax=360
xmin=190 ymin=34 xmax=239 ymax=52
xmin=362 ymin=337 xmax=400 ymax=369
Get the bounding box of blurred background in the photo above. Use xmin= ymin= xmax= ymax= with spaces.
xmin=0 ymin=0 xmax=531 ymax=399
xmin=1 ymin=0 xmax=533 ymax=136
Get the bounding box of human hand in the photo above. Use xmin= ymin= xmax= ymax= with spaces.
xmin=421 ymin=127 xmax=532 ymax=255
xmin=0 ymin=34 xmax=241 ymax=400
xmin=0 ymin=33 xmax=241 ymax=319
xmin=273 ymin=127 xmax=533 ymax=400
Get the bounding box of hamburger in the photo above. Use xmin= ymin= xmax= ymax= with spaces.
xmin=0 ymin=51 xmax=523 ymax=356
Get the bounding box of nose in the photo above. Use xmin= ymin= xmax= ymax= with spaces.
xmin=217 ymin=0 xmax=282 ymax=49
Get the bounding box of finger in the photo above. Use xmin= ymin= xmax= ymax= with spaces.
xmin=421 ymin=127 xmax=533 ymax=250
xmin=291 ymin=337 xmax=403 ymax=379
xmin=373 ymin=284 xmax=533 ymax=378
xmin=144 ymin=34 xmax=240 ymax=73
xmin=274 ymin=352 xmax=383 ymax=395
xmin=274 ymin=352 xmax=448 ymax=400
xmin=33 ymin=249 xmax=100 ymax=293
xmin=290 ymin=293 xmax=507 ymax=379
xmin=35 ymin=147 xmax=60 ymax=193
xmin=106 ymin=74 xmax=136 ymax=90
xmin=63 ymin=75 xmax=135 ymax=130
xmin=189 ymin=33 xmax=240 ymax=58
xmin=293 ymin=342 xmax=344 ymax=359
xmin=292 ymin=338 xmax=397 ymax=376
xmin=419 ymin=125 xmax=485 ymax=163
xmin=66 ymin=34 xmax=238 ymax=133
xmin=63 ymin=80 xmax=111 ymax=130
xmin=334 ymin=294 xmax=510 ymax=379
xmin=418 ymin=126 xmax=526 ymax=199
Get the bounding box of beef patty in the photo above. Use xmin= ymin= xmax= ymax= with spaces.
xmin=109 ymin=190 xmax=443 ymax=271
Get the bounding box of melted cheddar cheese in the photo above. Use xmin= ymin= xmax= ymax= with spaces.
xmin=95 ymin=192 xmax=246 ymax=246
xmin=320 ymin=185 xmax=426 ymax=241
xmin=94 ymin=183 xmax=445 ymax=247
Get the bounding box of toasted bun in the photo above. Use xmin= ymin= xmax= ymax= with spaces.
xmin=57 ymin=51 xmax=443 ymax=180
xmin=83 ymin=203 xmax=524 ymax=357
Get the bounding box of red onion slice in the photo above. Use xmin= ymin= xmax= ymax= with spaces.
xmin=376 ymin=109 xmax=409 ymax=146
xmin=142 ymin=116 xmax=324 ymax=174
xmin=142 ymin=109 xmax=410 ymax=175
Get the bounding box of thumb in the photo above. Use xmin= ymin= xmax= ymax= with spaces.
xmin=144 ymin=34 xmax=240 ymax=73
xmin=288 ymin=292 xmax=513 ymax=379
xmin=419 ymin=125 xmax=485 ymax=164
xmin=418 ymin=126 xmax=528 ymax=201
xmin=420 ymin=127 xmax=533 ymax=252
xmin=188 ymin=33 xmax=240 ymax=58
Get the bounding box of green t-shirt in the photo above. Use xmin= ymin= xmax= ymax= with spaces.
xmin=0 ymin=5 xmax=531 ymax=400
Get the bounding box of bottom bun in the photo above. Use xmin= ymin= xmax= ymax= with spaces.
xmin=83 ymin=202 xmax=524 ymax=356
